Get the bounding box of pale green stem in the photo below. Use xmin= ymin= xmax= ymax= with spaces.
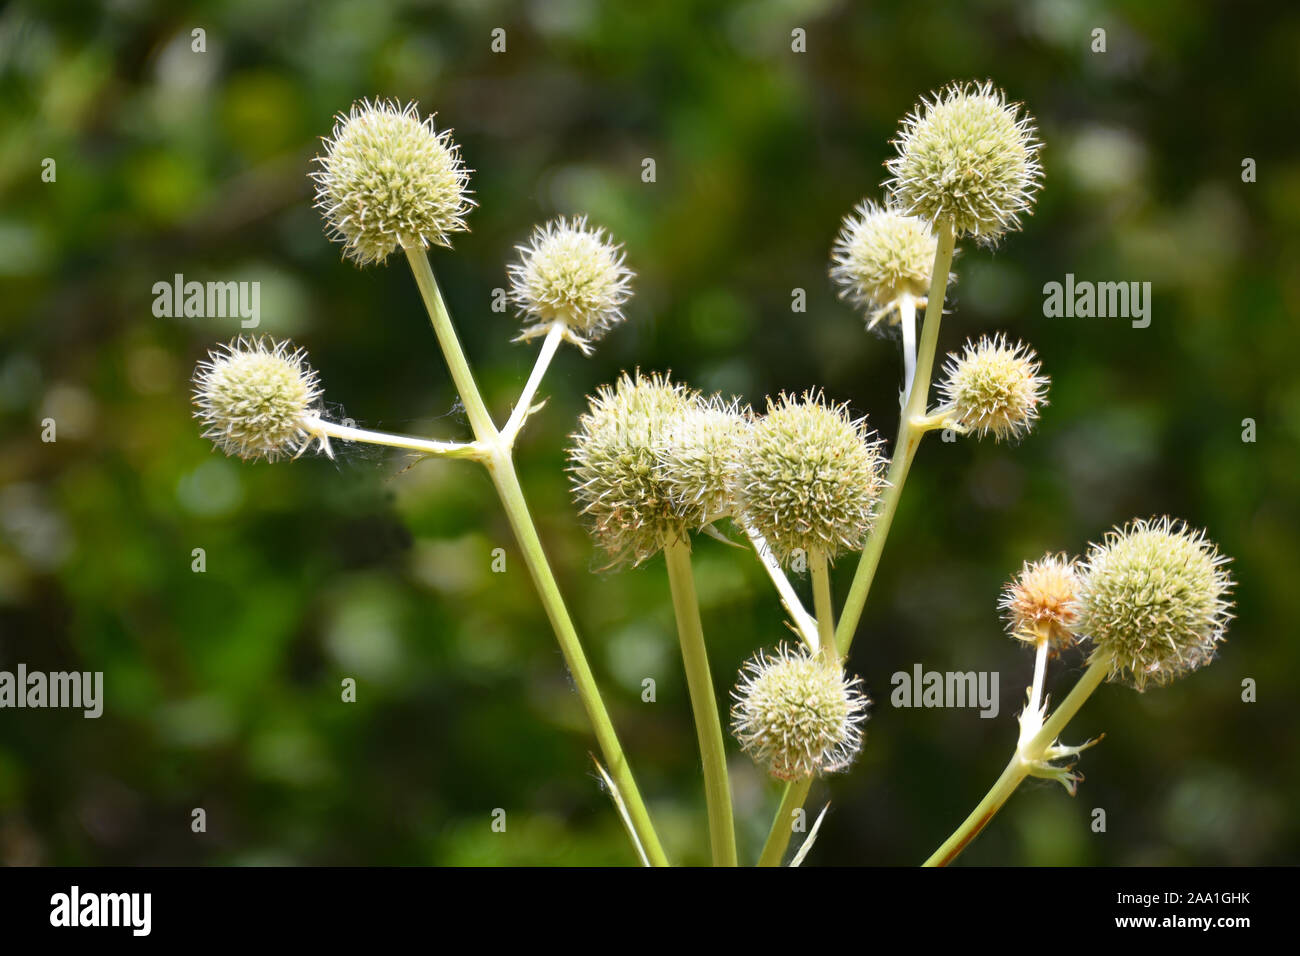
xmin=923 ymin=656 xmax=1110 ymax=867
xmin=1020 ymin=638 xmax=1051 ymax=743
xmin=663 ymin=536 xmax=737 ymax=867
xmin=741 ymin=522 xmax=819 ymax=652
xmin=302 ymin=415 xmax=486 ymax=460
xmin=809 ymin=550 xmax=838 ymax=669
xmin=403 ymin=244 xmax=669 ymax=867
xmin=758 ymin=777 xmax=813 ymax=867
xmin=502 ymin=322 xmax=565 ymax=443
xmin=899 ymin=293 xmax=917 ymax=407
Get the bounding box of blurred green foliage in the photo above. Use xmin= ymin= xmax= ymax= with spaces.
xmin=1 ymin=0 xmax=1298 ymax=865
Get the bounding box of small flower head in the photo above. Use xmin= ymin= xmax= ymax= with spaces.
xmin=1000 ymin=552 xmax=1081 ymax=653
xmin=1077 ymin=518 xmax=1235 ymax=691
xmin=567 ymin=371 xmax=698 ymax=566
xmin=734 ymin=391 xmax=886 ymax=566
xmin=731 ymin=643 xmax=870 ymax=780
xmin=658 ymin=396 xmax=749 ymax=528
xmin=885 ymin=80 xmax=1043 ymax=244
xmin=939 ymin=334 xmax=1049 ymax=441
xmin=312 ymin=99 xmax=474 ymax=266
xmin=830 ymin=199 xmax=941 ymax=328
xmin=192 ymin=337 xmax=324 ymax=462
xmin=508 ymin=216 xmax=634 ymax=353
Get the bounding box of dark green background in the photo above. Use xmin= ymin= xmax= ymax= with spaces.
xmin=2 ymin=0 xmax=1296 ymax=865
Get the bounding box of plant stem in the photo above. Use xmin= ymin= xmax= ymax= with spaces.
xmin=741 ymin=522 xmax=819 ymax=652
xmin=403 ymin=244 xmax=669 ymax=867
xmin=663 ymin=536 xmax=738 ymax=867
xmin=302 ymin=415 xmax=485 ymax=460
xmin=502 ymin=322 xmax=565 ymax=442
xmin=758 ymin=777 xmax=813 ymax=866
xmin=809 ymin=550 xmax=838 ymax=668
xmin=899 ymin=293 xmax=917 ymax=407
xmin=923 ymin=656 xmax=1110 ymax=867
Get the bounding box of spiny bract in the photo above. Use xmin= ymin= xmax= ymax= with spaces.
xmin=939 ymin=333 xmax=1049 ymax=441
xmin=1000 ymin=552 xmax=1082 ymax=653
xmin=733 ymin=391 xmax=886 ymax=566
xmin=508 ymin=216 xmax=634 ymax=353
xmin=731 ymin=643 xmax=870 ymax=780
xmin=192 ymin=336 xmax=323 ymax=462
xmin=312 ymin=99 xmax=474 ymax=266
xmin=1076 ymin=517 xmax=1235 ymax=692
xmin=885 ymin=80 xmax=1043 ymax=244
xmin=829 ymin=199 xmax=940 ymax=328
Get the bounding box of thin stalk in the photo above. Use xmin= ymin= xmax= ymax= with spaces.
xmin=502 ymin=322 xmax=565 ymax=442
xmin=758 ymin=777 xmax=813 ymax=867
xmin=809 ymin=550 xmax=838 ymax=669
xmin=664 ymin=537 xmax=737 ymax=867
xmin=303 ymin=415 xmax=485 ymax=460
xmin=1021 ymin=639 xmax=1050 ymax=742
xmin=742 ymin=522 xmax=819 ymax=651
xmin=899 ymin=293 xmax=917 ymax=407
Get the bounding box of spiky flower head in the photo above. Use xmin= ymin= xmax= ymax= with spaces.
xmin=192 ymin=336 xmax=324 ymax=462
xmin=1076 ymin=518 xmax=1235 ymax=692
xmin=939 ymin=334 xmax=1049 ymax=441
xmin=829 ymin=199 xmax=942 ymax=329
xmin=733 ymin=391 xmax=886 ymax=566
xmin=312 ymin=99 xmax=473 ymax=266
xmin=731 ymin=643 xmax=870 ymax=780
xmin=1000 ymin=552 xmax=1081 ymax=653
xmin=568 ymin=371 xmax=699 ymax=566
xmin=658 ymin=396 xmax=749 ymax=528
xmin=508 ymin=216 xmax=634 ymax=354
xmin=885 ymin=80 xmax=1043 ymax=244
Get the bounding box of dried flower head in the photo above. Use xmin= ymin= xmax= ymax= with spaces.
xmin=733 ymin=391 xmax=886 ymax=566
xmin=731 ymin=643 xmax=870 ymax=780
xmin=939 ymin=334 xmax=1049 ymax=441
xmin=885 ymin=80 xmax=1043 ymax=244
xmin=1000 ymin=552 xmax=1081 ymax=653
xmin=1077 ymin=517 xmax=1235 ymax=691
xmin=830 ymin=199 xmax=942 ymax=328
xmin=658 ymin=396 xmax=749 ymax=528
xmin=568 ymin=371 xmax=699 ymax=566
xmin=192 ymin=336 xmax=324 ymax=462
xmin=508 ymin=216 xmax=634 ymax=353
xmin=312 ymin=99 xmax=474 ymax=266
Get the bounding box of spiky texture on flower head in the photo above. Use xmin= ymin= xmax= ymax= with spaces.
xmin=939 ymin=334 xmax=1049 ymax=441
xmin=192 ymin=336 xmax=324 ymax=462
xmin=733 ymin=391 xmax=886 ymax=566
xmin=1000 ymin=552 xmax=1082 ymax=653
xmin=568 ymin=371 xmax=699 ymax=566
xmin=1076 ymin=518 xmax=1235 ymax=691
xmin=731 ymin=643 xmax=870 ymax=780
xmin=658 ymin=395 xmax=749 ymax=528
xmin=885 ymin=80 xmax=1043 ymax=244
xmin=829 ymin=199 xmax=942 ymax=329
xmin=312 ymin=99 xmax=474 ymax=266
xmin=508 ymin=216 xmax=634 ymax=353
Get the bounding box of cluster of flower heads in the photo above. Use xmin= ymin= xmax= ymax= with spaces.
xmin=1001 ymin=518 xmax=1235 ymax=691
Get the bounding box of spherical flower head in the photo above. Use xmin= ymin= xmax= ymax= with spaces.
xmin=884 ymin=80 xmax=1043 ymax=244
xmin=939 ymin=334 xmax=1049 ymax=441
xmin=829 ymin=199 xmax=941 ymax=329
xmin=731 ymin=643 xmax=870 ymax=780
xmin=192 ymin=336 xmax=323 ymax=462
xmin=567 ymin=371 xmax=699 ymax=566
xmin=1077 ymin=517 xmax=1235 ymax=692
xmin=658 ymin=396 xmax=749 ymax=528
xmin=508 ymin=216 xmax=634 ymax=354
xmin=312 ymin=99 xmax=474 ymax=266
xmin=733 ymin=391 xmax=886 ymax=566
xmin=1000 ymin=552 xmax=1081 ymax=653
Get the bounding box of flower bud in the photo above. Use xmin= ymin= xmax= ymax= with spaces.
xmin=733 ymin=391 xmax=886 ymax=566
xmin=885 ymin=81 xmax=1043 ymax=244
xmin=1077 ymin=518 xmax=1235 ymax=691
xmin=192 ymin=336 xmax=324 ymax=462
xmin=829 ymin=199 xmax=941 ymax=328
xmin=658 ymin=396 xmax=749 ymax=528
xmin=508 ymin=216 xmax=634 ymax=353
xmin=939 ymin=334 xmax=1048 ymax=441
xmin=731 ymin=643 xmax=869 ymax=780
xmin=312 ymin=99 xmax=473 ymax=266
xmin=1000 ymin=552 xmax=1081 ymax=653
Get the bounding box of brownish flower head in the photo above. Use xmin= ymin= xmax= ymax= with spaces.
xmin=999 ymin=552 xmax=1081 ymax=653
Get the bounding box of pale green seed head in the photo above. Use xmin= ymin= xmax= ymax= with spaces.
xmin=885 ymin=80 xmax=1043 ymax=244
xmin=192 ymin=336 xmax=323 ymax=462
xmin=658 ymin=396 xmax=750 ymax=529
xmin=829 ymin=199 xmax=940 ymax=328
xmin=940 ymin=334 xmax=1049 ymax=441
xmin=733 ymin=391 xmax=886 ymax=566
xmin=509 ymin=216 xmax=634 ymax=354
xmin=731 ymin=643 xmax=870 ymax=780
xmin=1077 ymin=518 xmax=1235 ymax=691
xmin=312 ymin=99 xmax=474 ymax=266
